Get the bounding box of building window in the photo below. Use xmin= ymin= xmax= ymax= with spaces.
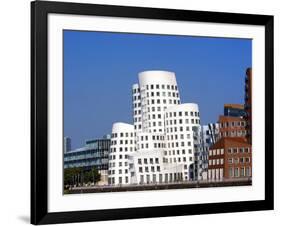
xmin=246 ymin=167 xmax=251 ymax=176
xmin=240 ymin=167 xmax=245 ymax=177
xmin=234 ymin=168 xmax=239 ymax=177
xmin=229 ymin=168 xmax=233 ymax=177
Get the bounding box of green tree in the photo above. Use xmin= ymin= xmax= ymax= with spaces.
xmin=84 ymin=167 xmax=101 ymax=185
xmin=64 ymin=167 xmax=83 ymax=188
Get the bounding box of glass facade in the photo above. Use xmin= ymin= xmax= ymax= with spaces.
xmin=64 ymin=138 xmax=110 ymax=170
xmin=224 ymin=106 xmax=245 ymax=117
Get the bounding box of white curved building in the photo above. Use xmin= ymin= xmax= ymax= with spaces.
xmin=136 ymin=71 xmax=181 ymax=134
xmin=109 ymin=70 xmax=201 ymax=185
xmin=108 ymin=122 xmax=134 ymax=185
xmin=165 ymin=103 xmax=200 ymax=180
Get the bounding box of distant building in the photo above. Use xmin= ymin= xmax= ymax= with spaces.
xmin=224 ymin=104 xmax=245 ymax=117
xmin=218 ymin=115 xmax=247 ymax=139
xmin=244 ymin=68 xmax=252 ymax=144
xmin=193 ymin=123 xmax=219 ymax=180
xmin=64 ymin=138 xmax=110 ymax=185
xmin=64 ymin=137 xmax=71 ymax=153
xmin=208 ymin=137 xmax=252 ymax=180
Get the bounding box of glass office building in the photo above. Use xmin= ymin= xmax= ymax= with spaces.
xmin=64 ymin=138 xmax=110 ymax=171
xmin=224 ymin=104 xmax=245 ymax=117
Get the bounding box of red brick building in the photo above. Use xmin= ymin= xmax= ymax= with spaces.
xmin=208 ymin=137 xmax=252 ymax=180
xmin=218 ymin=115 xmax=247 ymax=139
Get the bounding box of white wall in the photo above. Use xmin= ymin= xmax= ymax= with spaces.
xmin=0 ymin=0 xmax=279 ymax=225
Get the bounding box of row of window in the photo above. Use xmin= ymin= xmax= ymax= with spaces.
xmin=139 ymin=165 xmax=161 ymax=173
xmin=228 ymin=157 xmax=251 ymax=164
xmin=108 ymin=176 xmax=129 ymax=185
xmin=209 ymin=149 xmax=224 ymax=156
xmin=164 ymin=149 xmax=193 ymax=155
xmin=134 ymin=116 xmax=142 ymax=122
xmin=166 ymin=126 xmax=199 ymax=133
xmin=134 ymin=109 xmax=142 ymax=115
xmin=166 ymin=157 xmax=193 ymax=163
xmin=109 ymin=161 xmax=129 ymax=168
xmin=166 ymin=118 xmax=198 ymax=125
xmin=227 ymin=147 xmax=251 ymax=154
xmin=142 ymin=98 xmax=180 ymax=106
xmin=166 ymin=118 xmax=200 ymax=126
xmin=166 ymin=111 xmax=199 ymax=118
xmin=138 ymin=172 xmax=184 ymax=184
xmin=228 ymin=167 xmax=251 ymax=177
xmin=166 ymin=141 xmax=192 ymax=148
xmin=108 ymin=169 xmax=129 ymax=175
xmin=167 ymin=134 xmax=191 ymax=140
xmin=144 ymin=84 xmax=178 ymax=91
xmin=109 ymin=147 xmax=134 ymax=153
xmin=145 ymin=91 xmax=179 ymax=98
xmin=133 ymin=102 xmax=141 ymax=108
xmin=137 ymin=134 xmax=165 ymax=142
xmin=108 ymin=154 xmax=129 ymax=160
xmin=111 ymin=140 xmax=134 ymax=145
xmin=137 ymin=142 xmax=165 ymax=149
xmin=220 ymin=121 xmax=246 ymax=128
xmin=209 ymin=158 xmax=224 ymax=166
xmin=137 ymin=157 xmax=159 ymax=165
xmin=220 ymin=130 xmax=247 ymax=137
xmin=111 ymin=132 xmax=134 ymax=138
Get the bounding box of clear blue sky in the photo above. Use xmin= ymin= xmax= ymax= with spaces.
xmin=64 ymin=30 xmax=252 ymax=149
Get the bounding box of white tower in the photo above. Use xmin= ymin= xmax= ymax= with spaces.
xmin=108 ymin=122 xmax=134 ymax=185
xmin=165 ymin=103 xmax=200 ymax=180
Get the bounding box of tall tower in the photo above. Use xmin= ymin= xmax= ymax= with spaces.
xmin=136 ymin=71 xmax=180 ymax=134
xmin=244 ymin=68 xmax=252 ymax=144
xmin=63 ymin=137 xmax=71 ymax=153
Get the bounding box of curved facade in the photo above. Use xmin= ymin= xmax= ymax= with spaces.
xmin=110 ymin=70 xmax=202 ymax=185
xmin=108 ymin=122 xmax=134 ymax=185
xmin=136 ymin=71 xmax=181 ymax=134
xmin=165 ymin=103 xmax=200 ymax=180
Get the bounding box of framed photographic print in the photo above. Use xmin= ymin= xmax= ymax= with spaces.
xmin=31 ymin=0 xmax=274 ymax=224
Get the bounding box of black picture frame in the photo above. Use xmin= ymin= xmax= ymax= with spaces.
xmin=31 ymin=0 xmax=274 ymax=224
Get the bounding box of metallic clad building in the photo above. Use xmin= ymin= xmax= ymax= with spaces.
xmin=64 ymin=138 xmax=110 ymax=171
